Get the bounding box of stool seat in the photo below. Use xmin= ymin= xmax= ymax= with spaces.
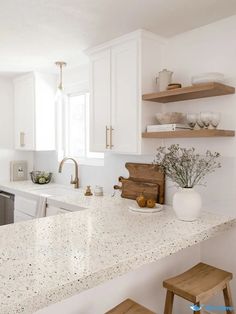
xmin=106 ymin=298 xmax=156 ymax=314
xmin=163 ymin=262 xmax=233 ymax=303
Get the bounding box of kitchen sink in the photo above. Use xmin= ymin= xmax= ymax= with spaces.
xmin=29 ymin=185 xmax=87 ymax=212
xmin=30 ymin=185 xmax=82 ymax=197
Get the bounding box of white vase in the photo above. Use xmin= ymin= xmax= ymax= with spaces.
xmin=173 ymin=188 xmax=202 ymax=221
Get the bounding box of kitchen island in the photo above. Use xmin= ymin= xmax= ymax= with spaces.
xmin=0 ymin=184 xmax=235 ymax=313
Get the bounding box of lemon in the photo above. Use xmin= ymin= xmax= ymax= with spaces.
xmin=38 ymin=177 xmax=46 ymax=184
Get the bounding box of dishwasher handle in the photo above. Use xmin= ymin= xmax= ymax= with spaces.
xmin=0 ymin=192 xmax=12 ymax=199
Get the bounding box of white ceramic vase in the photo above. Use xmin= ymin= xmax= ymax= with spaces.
xmin=173 ymin=188 xmax=202 ymax=221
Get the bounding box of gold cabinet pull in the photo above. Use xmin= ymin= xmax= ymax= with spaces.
xmin=110 ymin=125 xmax=114 ymax=149
xmin=105 ymin=126 xmax=110 ymax=149
xmin=20 ymin=132 xmax=25 ymax=147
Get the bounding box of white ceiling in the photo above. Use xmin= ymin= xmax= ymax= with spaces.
xmin=1 ymin=0 xmax=236 ymax=74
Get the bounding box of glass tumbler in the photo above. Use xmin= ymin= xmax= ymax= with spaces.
xmin=187 ymin=113 xmax=197 ymax=129
xmin=210 ymin=112 xmax=221 ymax=129
xmin=200 ymin=112 xmax=211 ymax=129
xmin=196 ymin=113 xmax=204 ymax=129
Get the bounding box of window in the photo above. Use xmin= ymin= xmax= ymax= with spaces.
xmin=57 ymin=90 xmax=104 ymax=165
xmin=65 ymin=93 xmax=87 ymax=157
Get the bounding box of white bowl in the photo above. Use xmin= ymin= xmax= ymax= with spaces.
xmin=155 ymin=112 xmax=186 ymax=125
xmin=191 ymin=72 xmax=224 ymax=85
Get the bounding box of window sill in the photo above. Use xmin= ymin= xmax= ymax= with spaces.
xmin=78 ymin=157 xmax=104 ymax=167
xmin=59 ymin=157 xmax=104 ymax=167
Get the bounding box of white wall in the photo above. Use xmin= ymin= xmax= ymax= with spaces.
xmin=0 ymin=76 xmax=33 ymax=181
xmin=163 ymin=15 xmax=236 ymax=216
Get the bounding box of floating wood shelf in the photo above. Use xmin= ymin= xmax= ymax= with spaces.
xmin=142 ymin=82 xmax=235 ymax=103
xmin=142 ymin=129 xmax=235 ymax=139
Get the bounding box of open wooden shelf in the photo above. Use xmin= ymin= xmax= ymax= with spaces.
xmin=142 ymin=82 xmax=235 ymax=103
xmin=142 ymin=129 xmax=235 ymax=139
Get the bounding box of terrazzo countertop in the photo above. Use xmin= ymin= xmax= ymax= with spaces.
xmin=0 ymin=182 xmax=236 ymax=313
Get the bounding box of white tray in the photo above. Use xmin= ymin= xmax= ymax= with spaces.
xmin=129 ymin=203 xmax=163 ymax=213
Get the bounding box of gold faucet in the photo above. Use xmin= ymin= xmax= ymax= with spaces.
xmin=58 ymin=157 xmax=79 ymax=189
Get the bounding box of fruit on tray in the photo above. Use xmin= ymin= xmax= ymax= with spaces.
xmin=136 ymin=193 xmax=147 ymax=208
xmin=146 ymin=199 xmax=156 ymax=208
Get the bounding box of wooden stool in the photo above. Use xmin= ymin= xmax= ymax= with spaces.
xmin=163 ymin=262 xmax=234 ymax=314
xmin=106 ymin=298 xmax=156 ymax=314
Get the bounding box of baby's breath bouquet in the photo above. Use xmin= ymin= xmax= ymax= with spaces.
xmin=154 ymin=144 xmax=221 ymax=188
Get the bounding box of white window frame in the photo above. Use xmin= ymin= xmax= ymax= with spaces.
xmin=58 ymin=81 xmax=104 ymax=166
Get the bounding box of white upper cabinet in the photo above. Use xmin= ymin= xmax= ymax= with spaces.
xmin=111 ymin=40 xmax=139 ymax=153
xmin=90 ymin=49 xmax=111 ymax=152
xmin=14 ymin=73 xmax=35 ymax=151
xmin=14 ymin=72 xmax=56 ymax=151
xmin=87 ymin=30 xmax=165 ymax=155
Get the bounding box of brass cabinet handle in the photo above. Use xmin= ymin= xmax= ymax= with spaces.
xmin=110 ymin=125 xmax=114 ymax=149
xmin=20 ymin=132 xmax=25 ymax=147
xmin=105 ymin=126 xmax=110 ymax=149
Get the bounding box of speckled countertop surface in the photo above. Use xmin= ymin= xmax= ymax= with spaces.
xmin=0 ymin=182 xmax=236 ymax=314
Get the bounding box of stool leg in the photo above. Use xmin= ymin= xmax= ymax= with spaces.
xmin=164 ymin=290 xmax=174 ymax=314
xmin=193 ymin=302 xmax=201 ymax=314
xmin=223 ymin=283 xmax=234 ymax=314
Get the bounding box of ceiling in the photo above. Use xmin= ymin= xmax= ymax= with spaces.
xmin=1 ymin=0 xmax=236 ymax=74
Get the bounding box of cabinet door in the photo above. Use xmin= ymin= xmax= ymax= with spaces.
xmin=14 ymin=210 xmax=33 ymax=222
xmin=14 ymin=74 xmax=35 ymax=150
xmin=14 ymin=196 xmax=38 ymax=217
xmin=46 ymin=205 xmax=69 ymax=217
xmin=89 ymin=49 xmax=111 ymax=152
xmin=34 ymin=73 xmax=56 ymax=151
xmin=111 ymin=40 xmax=140 ymax=154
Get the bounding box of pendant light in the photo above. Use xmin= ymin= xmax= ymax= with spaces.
xmin=55 ymin=61 xmax=67 ymax=160
xmin=55 ymin=61 xmax=67 ymax=102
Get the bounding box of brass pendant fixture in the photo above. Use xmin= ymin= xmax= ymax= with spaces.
xmin=55 ymin=61 xmax=67 ymax=90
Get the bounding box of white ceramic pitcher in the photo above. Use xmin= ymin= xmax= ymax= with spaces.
xmin=156 ymin=69 xmax=173 ymax=91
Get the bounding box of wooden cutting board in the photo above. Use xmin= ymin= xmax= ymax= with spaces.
xmin=121 ymin=179 xmax=159 ymax=201
xmin=116 ymin=162 xmax=165 ymax=204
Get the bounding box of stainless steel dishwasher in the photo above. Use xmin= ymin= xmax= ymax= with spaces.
xmin=0 ymin=191 xmax=14 ymax=225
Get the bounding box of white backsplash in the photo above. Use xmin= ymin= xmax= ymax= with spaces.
xmin=34 ymin=151 xmax=235 ymax=214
